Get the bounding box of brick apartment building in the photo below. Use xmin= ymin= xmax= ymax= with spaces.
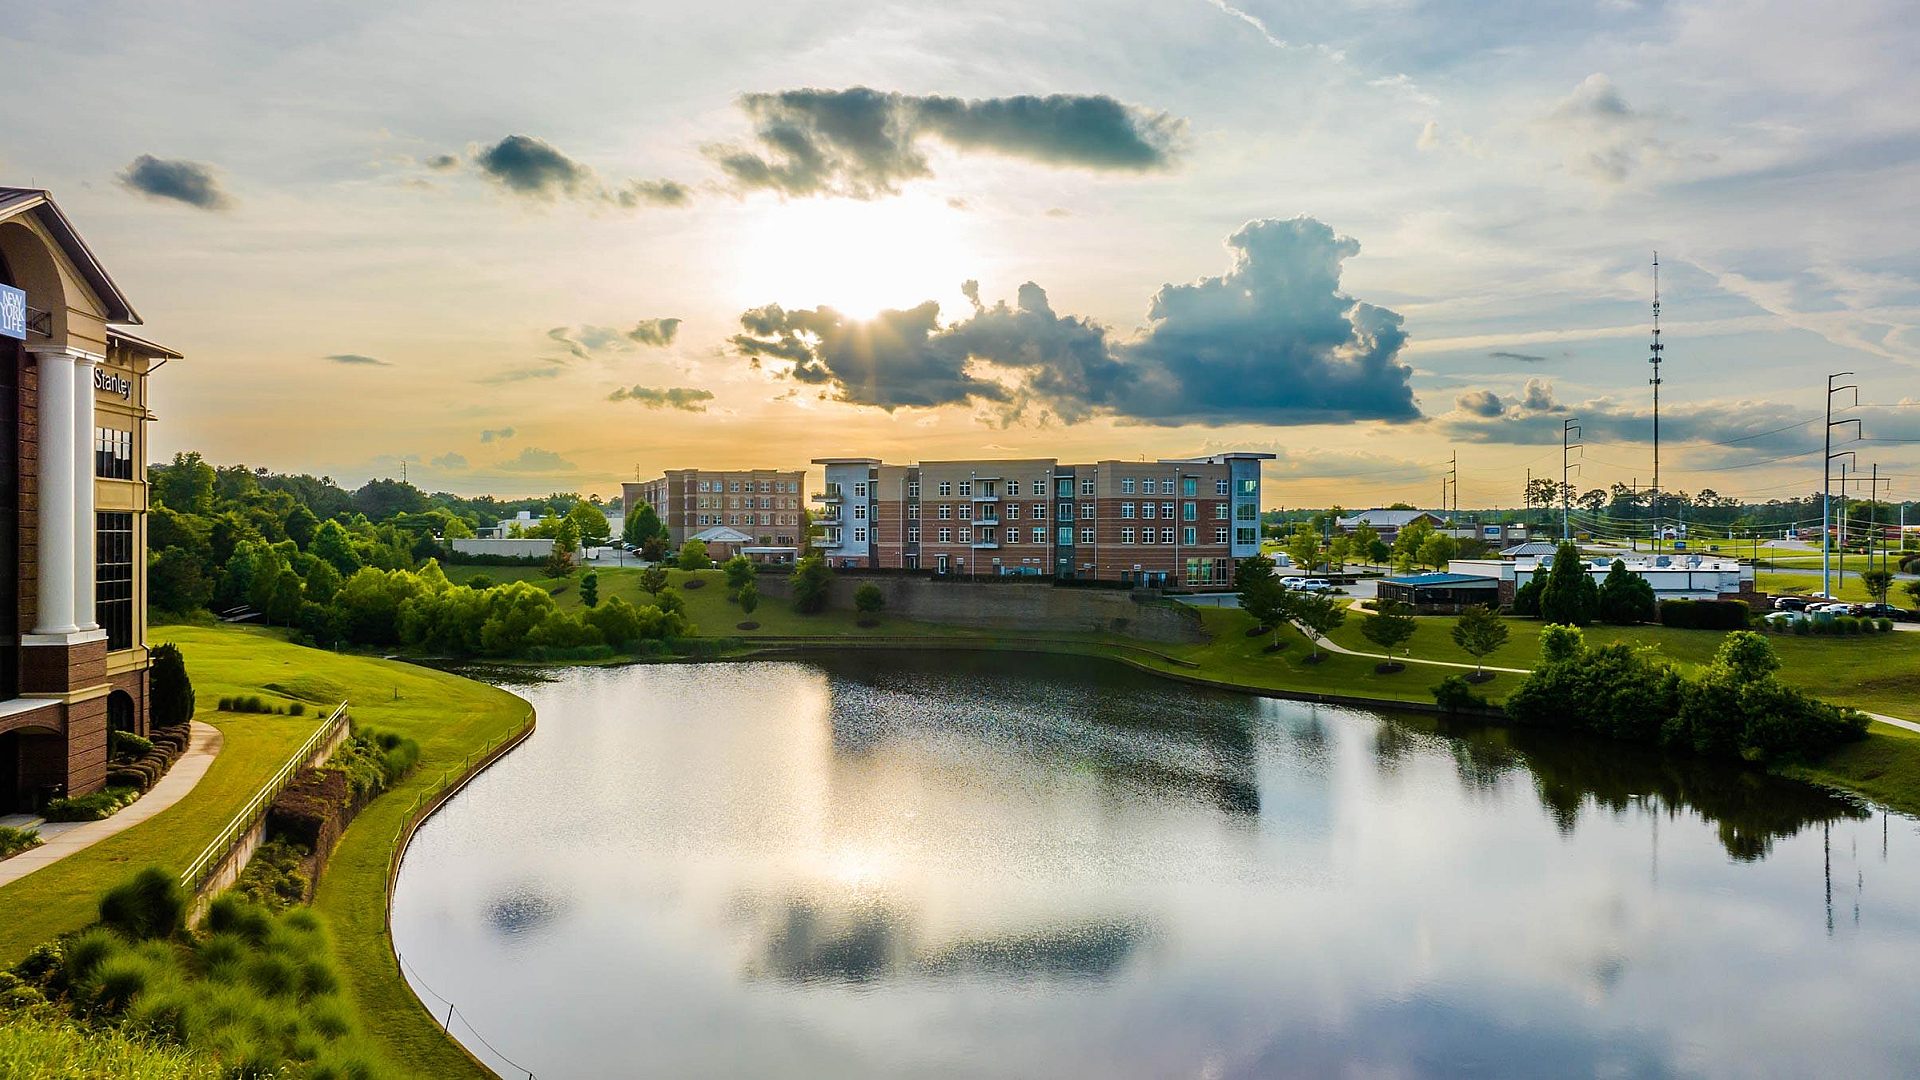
xmin=812 ymin=453 xmax=1273 ymax=588
xmin=1 ymin=188 xmax=173 ymax=810
xmin=622 ymin=468 xmax=806 ymax=556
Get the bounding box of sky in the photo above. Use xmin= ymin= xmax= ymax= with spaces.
xmin=6 ymin=0 xmax=1919 ymax=509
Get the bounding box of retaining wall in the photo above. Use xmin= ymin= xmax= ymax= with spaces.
xmin=755 ymin=575 xmax=1208 ymax=643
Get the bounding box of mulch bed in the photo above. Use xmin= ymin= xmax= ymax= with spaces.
xmin=1374 ymin=662 xmax=1406 ymax=675
xmin=1465 ymin=670 xmax=1497 ymax=684
xmin=682 ymin=579 xmax=706 ymax=589
xmin=856 ymin=618 xmax=881 ymax=628
xmin=735 ymin=621 xmax=760 ymax=631
xmin=1244 ymin=625 xmax=1273 ymax=638
xmin=1302 ymin=652 xmax=1329 ymax=665
xmin=1261 ymin=641 xmax=1289 ymax=654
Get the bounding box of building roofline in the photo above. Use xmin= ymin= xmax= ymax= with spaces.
xmin=107 ymin=328 xmax=182 ymax=360
xmin=811 ymin=457 xmax=884 ymax=465
xmin=0 ymin=187 xmax=140 ymax=324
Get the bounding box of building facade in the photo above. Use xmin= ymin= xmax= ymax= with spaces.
xmin=1 ymin=188 xmax=170 ymax=810
xmin=812 ymin=453 xmax=1272 ymax=588
xmin=622 ymin=469 xmax=806 ymax=552
xmin=1448 ymin=552 xmax=1763 ymax=608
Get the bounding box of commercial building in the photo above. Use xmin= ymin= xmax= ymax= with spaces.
xmin=623 ymin=468 xmax=806 ymax=562
xmin=1 ymin=188 xmax=172 ymax=810
xmin=1447 ymin=551 xmax=1763 ymax=609
xmin=1335 ymin=508 xmax=1447 ymax=543
xmin=812 ymin=453 xmax=1273 ymax=588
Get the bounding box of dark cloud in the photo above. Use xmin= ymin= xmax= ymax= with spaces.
xmin=324 ymin=353 xmax=391 ymax=367
xmin=479 ymin=427 xmax=516 ymax=443
xmin=470 ymin=135 xmax=692 ymax=209
xmin=118 ymin=155 xmax=232 ymax=210
xmin=495 ymin=447 xmax=576 ymax=472
xmin=430 ymin=452 xmax=469 ymax=470
xmin=1489 ymin=350 xmax=1549 ymax=363
xmin=627 ymin=318 xmax=681 ymax=347
xmin=477 ymin=365 xmax=564 ymax=385
xmin=708 ymin=87 xmax=1182 ymax=198
xmin=425 ymin=154 xmax=460 ymax=171
xmin=1455 ymin=389 xmax=1506 ymax=417
xmin=606 ymin=385 xmax=715 ymax=411
xmin=730 ymin=215 xmax=1419 ymax=427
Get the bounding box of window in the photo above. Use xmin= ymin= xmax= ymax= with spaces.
xmin=1140 ymin=528 xmax=1154 ymax=545
xmin=1032 ymin=527 xmax=1047 ymax=544
xmin=854 ymin=482 xmax=868 ymax=497
xmin=1161 ymin=502 xmax=1174 ymax=519
xmin=760 ymin=481 xmax=771 ymax=492
xmin=1080 ymin=503 xmax=1096 ymax=520
xmin=1214 ymin=504 xmax=1229 ymax=520
xmin=853 ymin=505 xmax=866 ymax=520
xmin=1121 ymin=478 xmax=1135 ymax=494
xmin=1182 ymin=502 xmax=1197 ymax=521
xmin=1215 ymin=527 xmax=1230 ymax=544
xmin=1236 ymin=503 xmax=1257 ymax=520
xmin=939 ymin=528 xmax=953 ymax=544
xmin=1033 ymin=504 xmax=1047 ymax=520
xmin=853 ymin=527 xmax=867 ymax=543
xmin=1182 ymin=477 xmax=1198 ymax=496
xmin=1237 ymin=527 xmax=1258 ymax=544
xmin=95 ymin=427 xmax=133 ymax=479
xmin=938 ymin=504 xmax=952 ymax=519
xmin=958 ymin=504 xmax=973 ymax=521
xmin=958 ymin=480 xmax=972 ymax=497
xmin=1122 ymin=527 xmax=1135 ymax=544
xmin=909 ymin=481 xmax=921 ymax=497
xmin=1182 ymin=527 xmax=1197 ymax=546
xmin=1161 ymin=528 xmax=1175 ymax=544
xmin=1007 ymin=503 xmax=1021 ymax=519
xmin=1216 ymin=479 xmax=1230 ymax=495
xmin=729 ymin=481 xmax=741 ymax=492
xmin=908 ymin=503 xmax=920 ymax=519
xmin=1121 ymin=502 xmax=1135 ymax=518
xmin=1238 ymin=478 xmax=1258 ymax=496
xmin=959 ymin=528 xmax=972 ymax=544
xmin=1142 ymin=503 xmax=1156 ymax=520
xmin=1080 ymin=527 xmax=1095 ymax=544
xmin=97 ymin=512 xmax=134 ymax=651
xmin=909 ymin=528 xmax=921 ymax=543
xmin=1058 ymin=502 xmax=1073 ymax=520
xmin=1030 ymin=480 xmax=1046 ymax=495
xmin=1057 ymin=478 xmax=1074 ymax=497
xmin=1080 ymin=478 xmax=1095 ymax=496
xmin=1057 ymin=527 xmax=1073 ymax=545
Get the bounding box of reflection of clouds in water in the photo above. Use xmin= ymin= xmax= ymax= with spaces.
xmin=487 ymin=881 xmax=571 ymax=939
xmin=738 ymin=892 xmax=1148 ymax=986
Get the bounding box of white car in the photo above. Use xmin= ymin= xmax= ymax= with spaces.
xmin=1762 ymin=610 xmax=1806 ymax=627
xmin=1286 ymin=578 xmax=1335 ymax=593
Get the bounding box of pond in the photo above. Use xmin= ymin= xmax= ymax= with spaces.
xmin=389 ymin=651 xmax=1920 ymax=1079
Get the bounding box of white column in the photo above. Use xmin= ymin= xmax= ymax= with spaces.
xmin=27 ymin=347 xmax=79 ymax=637
xmin=73 ymin=351 xmax=101 ymax=631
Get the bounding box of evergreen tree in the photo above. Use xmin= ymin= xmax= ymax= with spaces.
xmin=791 ymin=554 xmax=833 ymax=614
xmin=1537 ymin=542 xmax=1597 ymax=626
xmin=580 ymin=570 xmax=599 ymax=608
xmin=1596 ymin=559 xmax=1657 ymax=624
xmin=149 ymin=643 xmax=195 ymax=729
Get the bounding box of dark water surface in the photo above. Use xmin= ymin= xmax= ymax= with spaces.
xmin=390 ymin=652 xmax=1920 ymax=1078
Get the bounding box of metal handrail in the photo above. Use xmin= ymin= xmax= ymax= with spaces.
xmin=179 ymin=700 xmax=350 ymax=892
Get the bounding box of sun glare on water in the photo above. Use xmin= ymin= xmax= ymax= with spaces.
xmin=734 ymin=195 xmax=981 ymax=321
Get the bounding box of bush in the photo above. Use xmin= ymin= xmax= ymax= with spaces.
xmin=1510 ymin=576 xmax=1543 ymax=617
xmin=149 ymin=642 xmax=195 ymax=729
xmin=0 ymin=824 xmax=43 ymax=860
xmin=1537 ymin=543 xmax=1597 ymax=626
xmin=98 ymin=867 xmax=187 ymax=941
xmin=1432 ymin=675 xmax=1489 ymax=713
xmin=44 ymin=787 xmax=141 ymax=822
xmin=1876 ymin=617 xmax=1894 ymax=632
xmin=234 ymin=839 xmax=312 ymax=911
xmin=853 ymin=582 xmax=885 ymax=616
xmin=1657 ymin=599 xmax=1750 ymax=630
xmin=109 ymin=730 xmax=154 ymax=762
xmin=1596 ymin=560 xmax=1657 ymax=624
xmin=791 ymin=553 xmax=833 ymax=614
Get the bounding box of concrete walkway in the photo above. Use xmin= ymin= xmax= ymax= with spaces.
xmin=0 ymin=720 xmax=222 ymax=888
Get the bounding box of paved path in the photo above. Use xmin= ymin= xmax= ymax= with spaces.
xmin=0 ymin=720 xmax=222 ymax=888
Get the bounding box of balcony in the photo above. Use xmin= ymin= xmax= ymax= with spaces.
xmin=814 ymin=510 xmax=842 ymax=524
xmin=815 ymin=532 xmax=844 ymax=549
xmin=971 ymin=491 xmax=1001 ymax=502
xmin=813 ymin=490 xmax=843 ymax=503
xmin=973 ymin=513 xmax=1001 ymax=526
xmin=971 ymin=535 xmax=1002 ymax=550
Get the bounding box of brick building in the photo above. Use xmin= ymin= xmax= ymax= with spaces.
xmin=1 ymin=188 xmax=173 ymax=810
xmin=812 ymin=453 xmax=1273 ymax=588
xmin=622 ymin=468 xmax=806 ymax=559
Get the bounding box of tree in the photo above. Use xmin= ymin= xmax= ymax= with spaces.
xmin=1349 ymin=522 xmax=1381 ymax=566
xmin=1285 ymin=522 xmax=1322 ymax=573
xmin=1416 ymin=531 xmax=1458 ymax=570
xmin=1393 ymin=520 xmax=1436 ymax=573
xmin=1537 ymin=542 xmax=1597 ymax=626
xmin=149 ymin=547 xmax=213 ymax=615
xmin=639 ymin=565 xmax=669 ymax=596
xmin=723 ymin=555 xmax=756 ymax=593
xmin=1326 ymin=536 xmax=1352 ymax=575
xmin=791 ymin=553 xmax=832 ymax=614
xmin=580 ymin=570 xmax=599 ymax=608
xmin=1511 ymin=575 xmax=1544 ymax=617
xmin=738 ymin=581 xmax=759 ymax=617
xmin=544 ymin=536 xmax=574 ymax=578
xmin=265 ymin=568 xmax=305 ymax=626
xmin=640 ymin=537 xmax=667 ymax=562
xmin=351 ymin=477 xmax=427 ymax=519
xmin=567 ymin=501 xmax=611 ymax=546
xmin=1291 ymin=592 xmax=1346 ymax=660
xmin=854 ymin=583 xmax=885 ymax=618
xmin=1596 ymin=559 xmax=1656 ymax=624
xmin=1861 ymin=568 xmax=1893 ymax=604
xmin=1236 ymin=554 xmax=1292 ymax=648
xmin=311 ymin=520 xmax=363 ymax=577
xmin=624 ymin=503 xmax=665 ymax=547
xmin=149 ymin=642 xmax=195 ymax=729
xmin=1906 ymin=579 xmax=1920 ymax=607
xmin=154 ymin=451 xmax=217 ymax=514
xmin=1450 ymin=604 xmax=1509 ymax=675
xmin=1361 ymin=598 xmax=1418 ymax=665
xmin=678 ymin=539 xmax=712 ymax=571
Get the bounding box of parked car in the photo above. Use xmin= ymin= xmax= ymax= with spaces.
xmin=1763 ymin=610 xmax=1807 ymax=627
xmin=1859 ymin=603 xmax=1915 ymax=622
xmin=1286 ymin=578 xmax=1335 ymax=593
xmin=1773 ymin=596 xmax=1810 ymax=612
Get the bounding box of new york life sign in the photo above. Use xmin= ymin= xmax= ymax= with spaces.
xmin=0 ymin=284 xmax=24 ymax=341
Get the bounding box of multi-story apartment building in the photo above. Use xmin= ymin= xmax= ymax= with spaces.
xmin=812 ymin=453 xmax=1273 ymax=588
xmin=2 ymin=188 xmax=172 ymax=809
xmin=622 ymin=468 xmax=806 ymax=551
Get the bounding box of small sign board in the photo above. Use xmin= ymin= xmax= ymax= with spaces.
xmin=0 ymin=284 xmax=24 ymax=340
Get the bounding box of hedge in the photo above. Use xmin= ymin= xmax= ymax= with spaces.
xmin=1657 ymin=598 xmax=1750 ymax=630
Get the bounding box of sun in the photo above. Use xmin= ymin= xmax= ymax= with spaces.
xmin=733 ymin=194 xmax=981 ymax=321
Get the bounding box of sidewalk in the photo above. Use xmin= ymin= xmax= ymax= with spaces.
xmin=0 ymin=720 xmax=223 ymax=888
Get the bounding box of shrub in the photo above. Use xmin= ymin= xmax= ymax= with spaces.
xmin=44 ymin=787 xmax=141 ymax=822
xmin=0 ymin=824 xmax=43 ymax=860
xmin=723 ymin=555 xmax=756 ymax=593
xmin=677 ymin=539 xmax=712 ymax=571
xmin=853 ymin=582 xmax=885 ymax=616
xmin=1537 ymin=543 xmax=1597 ymax=626
xmin=1876 ymin=617 xmax=1894 ymax=632
xmin=791 ymin=554 xmax=833 ymax=614
xmin=149 ymin=642 xmax=195 ymax=729
xmin=109 ymin=730 xmax=154 ymax=762
xmin=1510 ymin=576 xmax=1543 ymax=617
xmin=1431 ymin=674 xmax=1488 ymax=713
xmin=1792 ymin=617 xmax=1811 ymax=635
xmin=99 ymin=867 xmax=187 ymax=941
xmin=1596 ymin=560 xmax=1657 ymax=624
xmin=1658 ymin=599 xmax=1750 ymax=630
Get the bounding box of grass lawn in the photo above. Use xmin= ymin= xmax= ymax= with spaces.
xmin=1757 ymin=570 xmax=1911 ymax=605
xmin=0 ymin=649 xmax=321 ymax=963
xmin=1782 ymin=722 xmax=1920 ymax=817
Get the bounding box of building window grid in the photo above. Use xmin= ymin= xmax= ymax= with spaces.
xmin=94 ymin=427 xmax=134 ymax=480
xmin=97 ymin=512 xmax=135 ymax=651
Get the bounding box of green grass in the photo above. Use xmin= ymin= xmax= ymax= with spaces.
xmin=0 ymin=691 xmax=317 ymax=963
xmin=1781 ymin=722 xmax=1920 ymax=817
xmin=0 ymin=1008 xmax=220 ymax=1079
xmin=1758 ymin=570 xmax=1898 ymax=605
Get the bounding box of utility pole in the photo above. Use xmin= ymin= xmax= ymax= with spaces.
xmin=1562 ymin=418 xmax=1582 ymax=543
xmin=1648 ymin=252 xmax=1665 ymax=554
xmin=1823 ymin=373 xmax=1861 ymax=599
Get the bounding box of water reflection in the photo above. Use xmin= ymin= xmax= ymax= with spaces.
xmin=393 ymin=653 xmax=1920 ymax=1080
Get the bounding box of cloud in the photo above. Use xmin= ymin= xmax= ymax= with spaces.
xmin=731 ymin=215 xmax=1419 ymax=427
xmin=1455 ymin=389 xmax=1506 ymax=417
xmin=1489 ymin=350 xmax=1550 ymax=363
xmin=479 ymin=427 xmax=516 ymax=443
xmin=1543 ymin=74 xmax=1700 ymax=184
xmin=495 ymin=447 xmax=577 ymax=472
xmin=425 ymin=154 xmax=460 ymax=171
xmin=707 ymin=87 xmax=1183 ymax=199
xmin=606 ymin=385 xmax=715 ymax=410
xmin=627 ymin=318 xmax=681 ymax=346
xmin=324 ymin=353 xmax=391 ymax=367
xmin=477 ymin=365 xmax=564 ymax=385
xmin=430 ymin=452 xmax=469 ymax=470
xmin=118 ymin=155 xmax=233 ymax=210
xmin=469 ymin=135 xmax=691 ymax=209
